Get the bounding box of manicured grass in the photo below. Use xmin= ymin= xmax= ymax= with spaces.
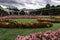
xmin=10 ymin=19 xmax=38 ymax=23
xmin=0 ymin=19 xmax=60 ymax=40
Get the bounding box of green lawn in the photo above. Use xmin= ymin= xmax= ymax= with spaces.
xmin=0 ymin=19 xmax=60 ymax=40
xmin=10 ymin=19 xmax=38 ymax=23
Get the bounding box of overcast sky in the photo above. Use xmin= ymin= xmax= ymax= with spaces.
xmin=0 ymin=0 xmax=60 ymax=9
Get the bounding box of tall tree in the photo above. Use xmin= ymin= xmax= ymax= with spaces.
xmin=51 ymin=5 xmax=55 ymax=8
xmin=56 ymin=5 xmax=60 ymax=7
xmin=46 ymin=4 xmax=50 ymax=8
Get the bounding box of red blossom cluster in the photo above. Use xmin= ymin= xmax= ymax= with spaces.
xmin=15 ymin=29 xmax=60 ymax=40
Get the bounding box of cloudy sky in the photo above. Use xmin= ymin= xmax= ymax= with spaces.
xmin=0 ymin=0 xmax=60 ymax=9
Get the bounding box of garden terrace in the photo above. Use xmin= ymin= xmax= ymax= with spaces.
xmin=0 ymin=18 xmax=60 ymax=40
xmin=0 ymin=21 xmax=60 ymax=40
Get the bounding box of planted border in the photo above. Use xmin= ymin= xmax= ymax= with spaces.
xmin=0 ymin=19 xmax=53 ymax=28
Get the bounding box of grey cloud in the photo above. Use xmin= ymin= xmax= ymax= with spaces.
xmin=0 ymin=0 xmax=25 ymax=6
xmin=56 ymin=0 xmax=60 ymax=1
xmin=0 ymin=0 xmax=60 ymax=9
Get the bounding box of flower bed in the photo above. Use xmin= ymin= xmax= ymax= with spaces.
xmin=15 ymin=29 xmax=60 ymax=40
xmin=0 ymin=15 xmax=51 ymax=19
xmin=37 ymin=18 xmax=60 ymax=23
xmin=0 ymin=19 xmax=53 ymax=28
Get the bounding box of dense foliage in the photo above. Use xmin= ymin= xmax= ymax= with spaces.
xmin=30 ymin=4 xmax=60 ymax=15
xmin=0 ymin=9 xmax=8 ymax=16
xmin=0 ymin=4 xmax=60 ymax=16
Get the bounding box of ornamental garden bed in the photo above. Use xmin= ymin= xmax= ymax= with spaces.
xmin=15 ymin=29 xmax=60 ymax=40
xmin=0 ymin=19 xmax=53 ymax=28
xmin=37 ymin=18 xmax=60 ymax=23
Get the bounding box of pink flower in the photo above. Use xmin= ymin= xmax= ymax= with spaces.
xmin=31 ymin=34 xmax=38 ymax=40
xmin=43 ymin=33 xmax=48 ymax=37
xmin=42 ymin=37 xmax=46 ymax=40
xmin=15 ymin=35 xmax=24 ymax=40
